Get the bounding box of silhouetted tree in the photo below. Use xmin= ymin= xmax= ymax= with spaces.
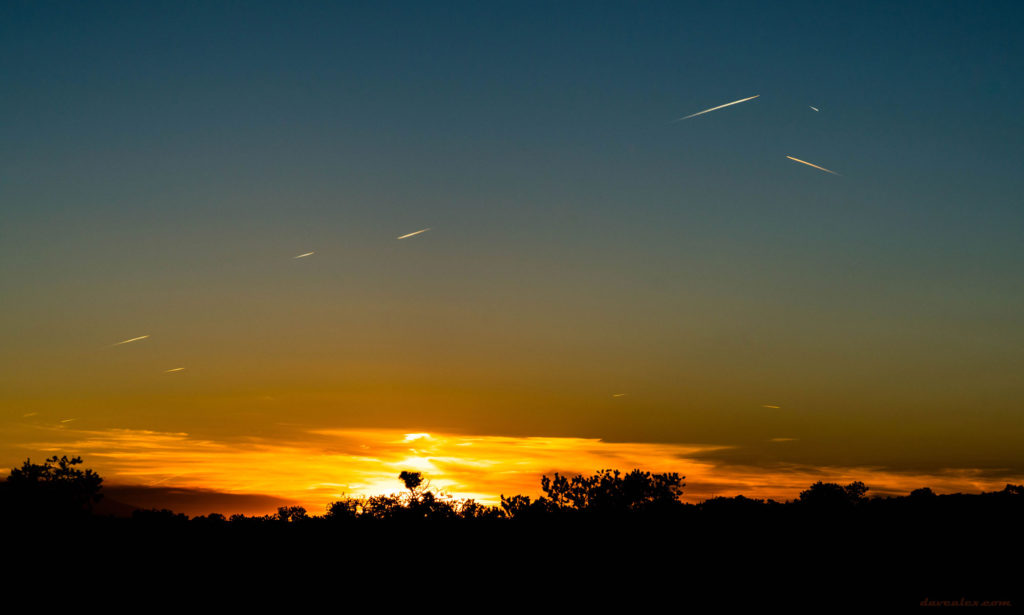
xmin=798 ymin=481 xmax=870 ymax=508
xmin=192 ymin=513 xmax=227 ymax=526
xmin=499 ymin=493 xmax=557 ymax=520
xmin=999 ymin=484 xmax=1024 ymax=496
xmin=359 ymin=494 xmax=405 ymax=520
xmin=325 ymin=497 xmax=359 ymax=521
xmin=844 ymin=481 xmax=869 ymax=502
xmin=412 ymin=490 xmax=459 ymax=520
xmin=701 ymin=494 xmax=769 ymax=511
xmin=277 ymin=506 xmax=308 ymax=523
xmin=456 ymin=498 xmax=501 ymax=520
xmin=132 ymin=508 xmax=188 ymax=524
xmin=499 ymin=494 xmax=533 ymax=519
xmin=324 ymin=472 xmax=502 ymax=521
xmin=538 ymin=469 xmax=686 ymax=516
xmin=399 ymin=471 xmax=424 ymax=492
xmin=394 ymin=470 xmax=468 ymax=520
xmin=0 ymin=455 xmax=103 ymax=520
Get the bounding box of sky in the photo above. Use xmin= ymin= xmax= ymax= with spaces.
xmin=2 ymin=1 xmax=1023 ymax=515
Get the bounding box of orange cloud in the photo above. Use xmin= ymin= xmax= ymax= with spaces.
xmin=17 ymin=426 xmax=1023 ymax=516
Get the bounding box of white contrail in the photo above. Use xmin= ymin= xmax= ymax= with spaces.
xmin=809 ymin=106 xmax=819 ymax=112
xmin=673 ymin=94 xmax=759 ymax=122
xmin=293 ymin=251 xmax=315 ymax=259
xmin=147 ymin=474 xmax=183 ymax=486
xmin=612 ymin=393 xmax=627 ymax=398
xmin=164 ymin=367 xmax=185 ymax=373
xmin=397 ymin=228 xmax=431 ymax=240
xmin=762 ymin=404 xmax=781 ymax=409
xmin=113 ymin=335 xmax=149 ymax=346
xmin=786 ymin=155 xmax=840 ymax=175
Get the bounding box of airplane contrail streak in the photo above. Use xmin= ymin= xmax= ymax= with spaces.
xmin=294 ymin=252 xmax=315 ymax=259
xmin=164 ymin=368 xmax=185 ymax=373
xmin=147 ymin=474 xmax=183 ymax=486
xmin=786 ymin=155 xmax=840 ymax=175
xmin=397 ymin=228 xmax=431 ymax=239
xmin=673 ymin=95 xmax=759 ymax=121
xmin=113 ymin=335 xmax=149 ymax=346
xmin=809 ymin=106 xmax=819 ymax=112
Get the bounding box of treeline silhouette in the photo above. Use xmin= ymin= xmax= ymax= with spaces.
xmin=3 ymin=455 xmax=1019 ymax=608
xmin=4 ymin=455 xmax=1021 ymax=525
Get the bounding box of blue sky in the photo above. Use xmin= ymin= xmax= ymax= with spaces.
xmin=2 ymin=1 xmax=1023 ymax=491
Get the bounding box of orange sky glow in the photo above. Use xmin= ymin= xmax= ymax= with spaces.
xmin=8 ymin=425 xmax=1019 ymax=516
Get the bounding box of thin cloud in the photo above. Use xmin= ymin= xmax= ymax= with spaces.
xmin=673 ymin=95 xmax=759 ymax=122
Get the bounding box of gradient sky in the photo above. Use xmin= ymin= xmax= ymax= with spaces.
xmin=3 ymin=1 xmax=1023 ymax=514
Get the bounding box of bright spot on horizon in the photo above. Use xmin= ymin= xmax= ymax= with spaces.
xmin=397 ymin=228 xmax=431 ymax=240
xmin=673 ymin=94 xmax=760 ymax=121
xmin=403 ymin=433 xmax=432 ymax=442
xmin=112 ymin=335 xmax=149 ymax=346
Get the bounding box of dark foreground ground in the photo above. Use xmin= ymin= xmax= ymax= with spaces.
xmin=9 ymin=507 xmax=1018 ymax=610
xmin=4 ymin=462 xmax=1018 ymax=608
